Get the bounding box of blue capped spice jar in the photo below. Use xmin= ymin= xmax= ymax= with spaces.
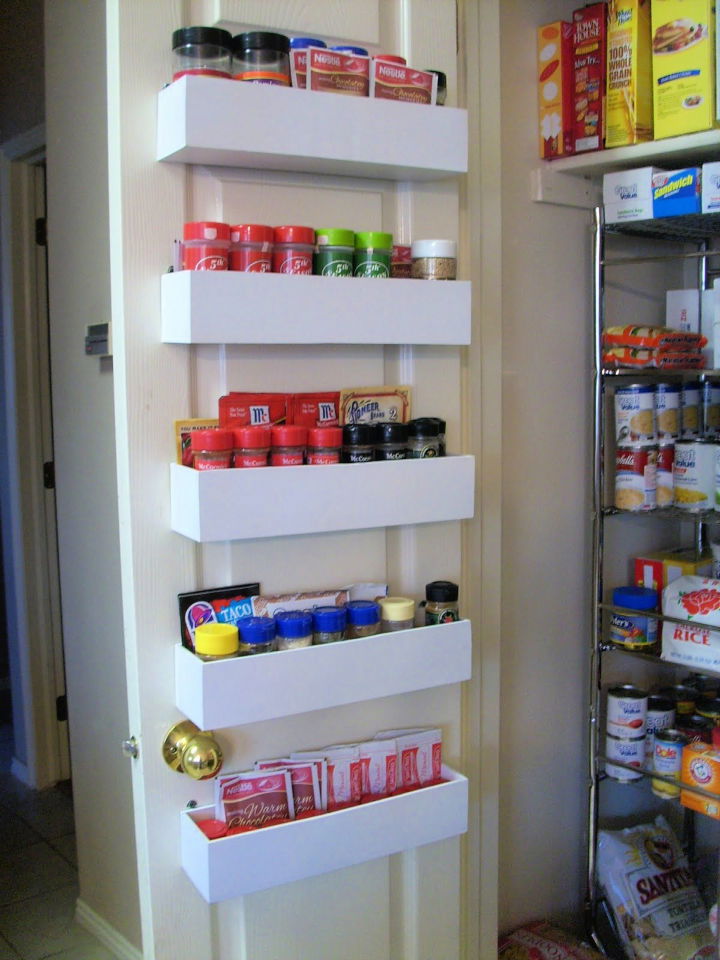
xmin=609 ymin=586 xmax=658 ymax=652
xmin=237 ymin=617 xmax=276 ymax=656
xmin=274 ymin=609 xmax=313 ymax=650
xmin=312 ymin=606 xmax=347 ymax=644
xmin=345 ymin=600 xmax=380 ymax=639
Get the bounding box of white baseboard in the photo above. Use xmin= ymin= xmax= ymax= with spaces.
xmin=75 ymin=899 xmax=143 ymax=960
xmin=10 ymin=756 xmax=30 ymax=785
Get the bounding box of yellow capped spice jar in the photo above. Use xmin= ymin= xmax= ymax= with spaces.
xmin=194 ymin=622 xmax=239 ymax=661
xmin=379 ymin=597 xmax=416 ymax=632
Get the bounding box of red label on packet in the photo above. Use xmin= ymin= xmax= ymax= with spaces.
xmin=215 ymin=771 xmax=294 ymax=829
xmin=375 ymin=728 xmax=443 ymax=788
xmin=324 ymin=747 xmax=363 ymax=809
xmin=358 ymin=740 xmax=398 ymax=796
xmin=307 ymin=47 xmax=369 ymax=96
xmin=218 ymin=392 xmax=290 ymax=428
xmin=370 ymin=61 xmax=437 ymax=104
xmin=255 ymin=760 xmax=321 ymax=814
xmin=288 ymin=392 xmax=340 ymax=427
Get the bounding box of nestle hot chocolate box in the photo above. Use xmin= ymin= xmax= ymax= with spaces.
xmin=572 ymin=2 xmax=608 ymax=153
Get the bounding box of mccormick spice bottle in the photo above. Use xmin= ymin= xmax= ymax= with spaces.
xmin=424 ymin=581 xmax=459 ymax=624
xmin=307 ymin=426 xmax=343 ymax=464
xmin=342 ymin=424 xmax=377 ymax=463
xmin=408 ymin=418 xmax=441 ymax=457
xmin=233 ymin=425 xmax=271 ymax=467
xmin=191 ymin=428 xmax=234 ymax=470
xmin=374 ymin=422 xmax=408 ymax=460
xmin=270 ymin=425 xmax=307 ymax=466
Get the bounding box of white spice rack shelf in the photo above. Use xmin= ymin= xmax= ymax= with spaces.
xmin=175 ymin=619 xmax=472 ymax=729
xmin=181 ymin=765 xmax=468 ymax=902
xmin=170 ymin=456 xmax=475 ymax=542
xmin=157 ymin=75 xmax=468 ymax=180
xmin=161 ymin=271 xmax=472 ymax=345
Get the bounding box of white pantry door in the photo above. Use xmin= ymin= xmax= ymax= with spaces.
xmin=107 ymin=2 xmax=469 ymax=958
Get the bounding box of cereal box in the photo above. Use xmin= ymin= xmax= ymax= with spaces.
xmin=572 ymin=2 xmax=608 ymax=153
xmin=635 ymin=547 xmax=713 ymax=603
xmin=605 ymin=0 xmax=653 ymax=147
xmin=681 ymin=741 xmax=720 ymax=819
xmin=537 ymin=21 xmax=574 ymax=158
xmin=651 ymin=0 xmax=716 ymax=139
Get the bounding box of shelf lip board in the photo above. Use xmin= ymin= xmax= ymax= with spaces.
xmin=175 ymin=620 xmax=472 ymax=728
xmin=157 ymin=75 xmax=468 ymax=180
xmin=599 ymin=755 xmax=720 ymax=805
xmin=161 ymin=271 xmax=471 ymax=345
xmin=602 ymin=505 xmax=720 ymax=524
xmin=181 ymin=765 xmax=468 ymax=902
xmin=170 ymin=455 xmax=475 ymax=542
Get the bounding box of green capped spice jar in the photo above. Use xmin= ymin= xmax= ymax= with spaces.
xmin=314 ymin=229 xmax=354 ymax=277
xmin=354 ymin=231 xmax=392 ymax=278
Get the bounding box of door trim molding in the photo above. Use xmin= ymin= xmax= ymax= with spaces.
xmin=76 ymin=898 xmax=143 ymax=960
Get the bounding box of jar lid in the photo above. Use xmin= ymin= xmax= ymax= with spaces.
xmin=313 ymin=605 xmax=347 ymax=632
xmin=173 ymin=26 xmax=233 ymax=50
xmin=290 ymin=37 xmax=327 ymax=49
xmin=425 ymin=580 xmax=459 ymax=602
xmin=376 ymin=421 xmax=409 ymax=443
xmin=230 ymin=224 xmax=274 ymax=244
xmin=345 ymin=600 xmax=380 ymax=626
xmin=612 ymin=585 xmax=657 ymax=611
xmin=411 ymin=238 xmax=457 ymax=259
xmin=274 ymin=609 xmax=313 ymax=637
xmin=183 ymin=221 xmax=231 ymax=242
xmin=316 ymin=228 xmax=355 ymax=247
xmin=696 ymin=698 xmax=720 ymax=715
xmin=191 ymin=428 xmax=234 ymax=451
xmin=271 ymin=424 xmax=307 ymax=446
xmin=355 ymin=231 xmax=393 ymax=250
xmin=197 ymin=819 xmax=229 ymax=840
xmin=379 ymin=596 xmax=415 ymax=621
xmin=425 ymin=69 xmax=447 ymax=92
xmin=308 ymin=426 xmax=343 ymax=446
xmin=429 ymin=417 xmax=447 ymax=432
xmin=330 ymin=45 xmax=369 ymax=55
xmin=234 ymin=425 xmax=272 ymax=448
xmin=232 ymin=31 xmax=290 ymax=54
xmin=374 ymin=54 xmax=407 ymax=65
xmin=238 ymin=616 xmax=276 ymax=645
xmin=408 ymin=418 xmax=440 ymax=438
xmin=194 ymin=622 xmax=239 ymax=656
xmin=274 ymin=225 xmax=315 ymax=245
xmin=343 ymin=423 xmax=377 ymax=445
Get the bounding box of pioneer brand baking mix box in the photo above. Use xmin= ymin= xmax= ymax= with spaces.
xmin=651 ymin=0 xmax=716 ymax=139
xmin=572 ymin=2 xmax=608 ymax=153
xmin=605 ymin=0 xmax=653 ymax=147
xmin=537 ymin=20 xmax=575 ymax=158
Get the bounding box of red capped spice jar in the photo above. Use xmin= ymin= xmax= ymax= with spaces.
xmin=229 ymin=224 xmax=273 ymax=273
xmin=273 ymin=226 xmax=315 ymax=275
xmin=270 ymin=425 xmax=307 ymax=466
xmin=307 ymin=426 xmax=343 ymax=465
xmin=182 ymin=221 xmax=230 ymax=271
xmin=374 ymin=55 xmax=407 ymax=65
xmin=191 ymin=428 xmax=234 ymax=470
xmin=233 ymin=425 xmax=271 ymax=468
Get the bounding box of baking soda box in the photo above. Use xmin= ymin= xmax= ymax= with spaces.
xmin=681 ymin=742 xmax=720 ymax=819
xmin=572 ymin=2 xmax=608 ymax=153
xmin=605 ymin=0 xmax=653 ymax=147
xmin=537 ymin=21 xmax=575 ymax=158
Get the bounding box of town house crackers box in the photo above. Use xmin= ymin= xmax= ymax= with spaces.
xmin=572 ymin=2 xmax=608 ymax=153
xmin=537 ymin=21 xmax=574 ymax=158
xmin=605 ymin=0 xmax=653 ymax=147
xmin=651 ymin=0 xmax=716 ymax=139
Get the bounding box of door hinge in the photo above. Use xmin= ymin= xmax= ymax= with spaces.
xmin=35 ymin=217 xmax=47 ymax=247
xmin=43 ymin=461 xmax=55 ymax=489
xmin=56 ymin=695 xmax=68 ymax=723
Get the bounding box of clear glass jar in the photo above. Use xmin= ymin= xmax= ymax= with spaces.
xmin=274 ymin=610 xmax=313 ymax=650
xmin=411 ymin=239 xmax=457 ymax=280
xmin=345 ymin=600 xmax=380 ymax=639
xmin=407 ymin=418 xmax=440 ymax=458
xmin=232 ymin=31 xmax=291 ymax=85
xmin=424 ymin=581 xmax=459 ymax=625
xmin=237 ymin=617 xmax=276 ymax=655
xmin=374 ymin=421 xmax=408 ymax=461
xmin=172 ymin=26 xmax=233 ymax=81
xmin=270 ymin=425 xmax=307 ymax=466
xmin=312 ymin=606 xmax=347 ymax=644
xmin=190 ymin=428 xmax=234 ymax=470
xmin=379 ymin=597 xmax=416 ymax=633
xmin=307 ymin=426 xmax=343 ymax=464
xmin=342 ymin=423 xmax=377 ymax=463
xmin=194 ymin=623 xmax=239 ymax=661
xmin=233 ymin=425 xmax=271 ymax=468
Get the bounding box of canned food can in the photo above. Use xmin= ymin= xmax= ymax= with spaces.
xmin=658 ymin=684 xmax=697 ymax=716
xmin=645 ymin=695 xmax=676 ymax=765
xmin=676 ymin=713 xmax=715 ymax=744
xmin=607 ymin=684 xmax=647 ymax=738
xmin=684 ymin=674 xmax=719 ymax=700
xmin=652 ymin=728 xmax=686 ymax=798
xmin=681 ymin=381 xmax=702 ymax=438
xmin=615 ymin=384 xmax=656 ymax=443
xmin=655 ymin=382 xmax=680 ymax=439
xmin=615 ymin=444 xmax=657 ymax=512
xmin=695 ymin=697 xmax=720 ymax=725
xmin=703 ymin=381 xmax=720 ymax=438
xmin=673 ymin=440 xmax=716 ymax=511
xmin=605 ymin=733 xmax=644 ymax=781
xmin=656 ymin=440 xmax=674 ymax=508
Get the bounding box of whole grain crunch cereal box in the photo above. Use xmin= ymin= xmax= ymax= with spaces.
xmin=605 ymin=0 xmax=653 ymax=147
xmin=572 ymin=2 xmax=608 ymax=152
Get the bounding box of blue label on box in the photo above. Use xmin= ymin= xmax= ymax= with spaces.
xmin=653 ymin=168 xmax=701 ymax=218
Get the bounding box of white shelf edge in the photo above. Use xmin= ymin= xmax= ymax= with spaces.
xmin=161 ymin=271 xmax=471 ymax=346
xmin=181 ymin=764 xmax=468 ymax=902
xmin=170 ymin=456 xmax=475 ymax=542
xmin=157 ymin=75 xmax=468 ymax=180
xmin=175 ymin=619 xmax=472 ymax=728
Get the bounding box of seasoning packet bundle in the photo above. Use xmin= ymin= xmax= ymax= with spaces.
xmin=215 ymin=769 xmax=294 ymax=831
xmin=251 ymin=588 xmax=349 ymax=619
xmin=603 ymin=325 xmax=708 ymax=350
xmin=286 ymin=392 xmax=340 ymax=428
xmin=178 ymin=581 xmax=260 ymax=651
xmin=174 ymin=418 xmax=219 ymax=466
xmin=255 ymin=759 xmax=322 ymax=816
xmin=339 ymin=386 xmax=412 ymax=425
xmin=374 ymin=727 xmax=443 ymax=788
xmin=603 ymin=346 xmax=706 ymax=369
xmin=218 ymin=392 xmax=290 ymax=428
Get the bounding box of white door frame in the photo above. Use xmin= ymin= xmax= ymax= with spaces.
xmin=0 ymin=123 xmax=69 ymax=789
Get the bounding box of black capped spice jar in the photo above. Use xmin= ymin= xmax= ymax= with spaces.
xmin=424 ymin=581 xmax=460 ymax=625
xmin=407 ymin=418 xmax=440 ymax=458
xmin=375 ymin=422 xmax=408 ymax=460
xmin=172 ymin=26 xmax=233 ymax=81
xmin=232 ymin=31 xmax=291 ymax=85
xmin=342 ymin=423 xmax=377 ymax=463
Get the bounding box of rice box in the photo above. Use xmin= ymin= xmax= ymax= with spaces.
xmin=605 ymin=0 xmax=653 ymax=147
xmin=572 ymin=3 xmax=608 ymax=153
xmin=537 ymin=21 xmax=574 ymax=158
xmin=651 ymin=0 xmax=716 ymax=139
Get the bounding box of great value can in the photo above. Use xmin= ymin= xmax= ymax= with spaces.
xmin=673 ymin=439 xmax=717 ymax=511
xmin=605 ymin=733 xmax=644 ymax=781
xmin=615 ymin=444 xmax=657 ymax=511
xmin=655 ymin=382 xmax=680 ymax=439
xmin=607 ymin=684 xmax=647 ymax=738
xmin=681 ymin=381 xmax=702 ymax=438
xmin=703 ymin=380 xmax=720 ymax=439
xmin=656 ymin=440 xmax=674 ymax=507
xmin=615 ymin=384 xmax=656 ymax=443
xmin=645 ymin=695 xmax=675 ymax=766
xmin=652 ymin=728 xmax=686 ymax=798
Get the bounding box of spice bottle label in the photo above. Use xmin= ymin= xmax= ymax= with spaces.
xmin=425 ymin=607 xmax=459 ymax=625
xmin=275 ymin=254 xmax=313 ymax=275
xmin=271 ymin=451 xmax=305 ymax=466
xmin=307 ymin=451 xmax=340 ymax=464
xmin=354 ymin=258 xmax=390 ymax=278
xmin=320 ymin=258 xmax=353 ymax=277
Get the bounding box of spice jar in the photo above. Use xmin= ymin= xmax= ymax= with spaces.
xmin=238 ymin=617 xmax=276 ymax=655
xmin=233 ymin=425 xmax=271 ymax=468
xmin=374 ymin=54 xmax=407 ymax=65
xmin=331 ymin=45 xmax=370 ymax=55
xmin=231 ymin=31 xmax=291 ymax=86
xmin=426 ymin=70 xmax=447 ymax=105
xmin=314 ymin=229 xmax=355 ymax=277
xmin=289 ymin=37 xmax=326 ymax=89
xmin=354 ymin=231 xmax=393 ymax=278
xmin=407 ymin=418 xmax=440 ymax=458
xmin=430 ymin=417 xmax=447 ymax=455
xmin=270 ymin=425 xmax=307 ymax=466
xmin=411 ymin=239 xmax=457 ymax=280
xmin=172 ymin=26 xmax=233 ymax=81
xmin=191 ymin=428 xmax=234 ymax=470
xmin=391 ymin=245 xmax=412 ymax=279
xmin=273 ymin=225 xmax=315 ymax=274
xmin=194 ymin=622 xmax=239 ymax=661
xmin=424 ymin=581 xmax=459 ymax=624
xmin=274 ymin=610 xmax=313 ymax=650
xmin=342 ymin=424 xmax=377 ymax=463
xmin=374 ymin=422 xmax=408 ymax=460
xmin=345 ymin=600 xmax=381 ymax=639
xmin=312 ymin=605 xmax=347 ymax=644
xmin=379 ymin=597 xmax=416 ymax=632
xmin=181 ymin=221 xmax=230 ymax=271
xmin=307 ymin=426 xmax=343 ymax=464
xmin=229 ymin=224 xmax=273 ymax=272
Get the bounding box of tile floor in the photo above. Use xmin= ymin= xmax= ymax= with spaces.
xmin=0 ymin=724 xmax=116 ymax=959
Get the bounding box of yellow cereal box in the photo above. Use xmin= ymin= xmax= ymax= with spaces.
xmin=606 ymin=0 xmax=653 ymax=147
xmin=651 ymin=0 xmax=716 ymax=139
xmin=537 ymin=21 xmax=575 ymax=158
xmin=681 ymin=741 xmax=720 ymax=819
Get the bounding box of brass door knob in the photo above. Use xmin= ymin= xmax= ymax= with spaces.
xmin=162 ymin=720 xmax=223 ymax=780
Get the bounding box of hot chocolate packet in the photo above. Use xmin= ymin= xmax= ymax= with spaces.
xmin=255 ymin=759 xmax=321 ymax=814
xmin=322 ymin=745 xmax=363 ymax=809
xmin=358 ymin=739 xmax=398 ymax=796
xmin=374 ymin=727 xmax=442 ymax=787
xmin=288 ymin=753 xmax=329 ymax=810
xmin=215 ymin=769 xmax=294 ymax=829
